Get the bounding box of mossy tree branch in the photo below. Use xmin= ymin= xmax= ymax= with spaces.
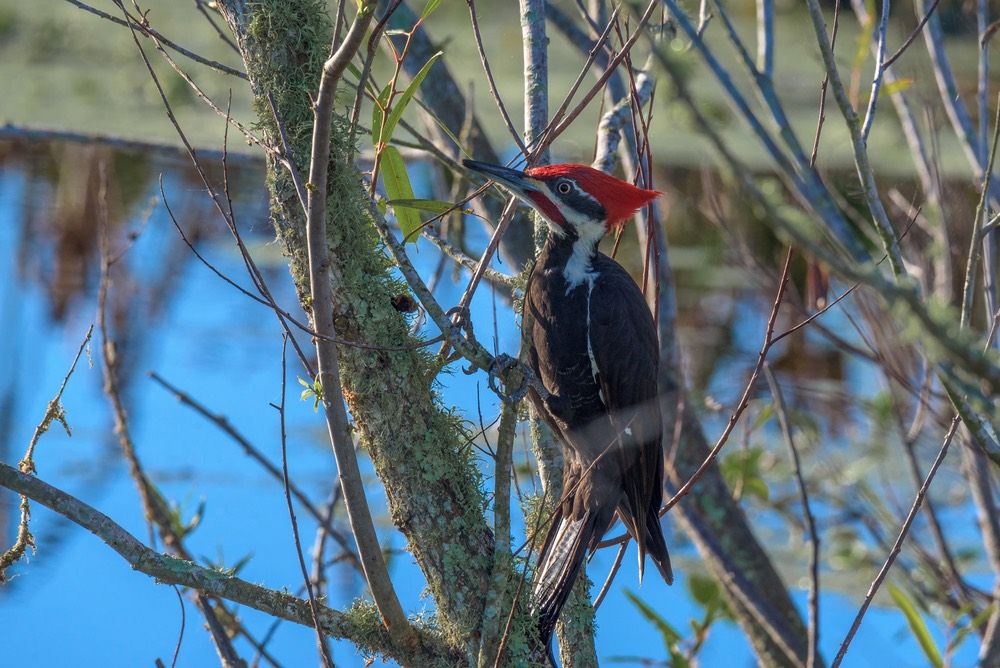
xmin=302 ymin=0 xmax=416 ymax=652
xmin=218 ymin=0 xmax=501 ymax=653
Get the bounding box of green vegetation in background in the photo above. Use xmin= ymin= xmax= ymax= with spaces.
xmin=2 ymin=2 xmax=998 ymax=170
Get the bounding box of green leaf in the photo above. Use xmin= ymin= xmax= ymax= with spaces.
xmin=419 ymin=0 xmax=442 ymax=21
xmin=742 ymin=476 xmax=770 ymax=502
xmin=387 ymin=198 xmax=454 ymax=214
xmin=624 ymin=590 xmax=690 ymax=668
xmin=380 ymin=146 xmax=422 ymax=241
xmin=378 ymin=52 xmax=442 ymax=145
xmin=687 ymin=573 xmax=722 ymax=609
xmin=883 ymin=78 xmax=913 ymax=96
xmin=888 ymin=583 xmax=943 ymax=668
xmin=851 ymin=2 xmax=875 ymax=72
xmin=751 ymin=403 xmax=774 ymax=431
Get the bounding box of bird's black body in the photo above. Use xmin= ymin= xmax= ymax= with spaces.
xmin=526 ymin=232 xmax=672 ymax=649
xmin=459 ymin=158 xmax=672 ymax=661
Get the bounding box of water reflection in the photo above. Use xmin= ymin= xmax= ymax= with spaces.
xmin=0 ymin=134 xmax=982 ymax=666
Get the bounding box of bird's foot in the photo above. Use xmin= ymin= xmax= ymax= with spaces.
xmin=488 ymin=353 xmax=541 ymax=405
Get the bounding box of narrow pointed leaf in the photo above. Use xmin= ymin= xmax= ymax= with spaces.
xmin=888 ymin=583 xmax=943 ymax=668
xmin=883 ymin=78 xmax=913 ymax=96
xmin=380 ymin=146 xmax=421 ymax=241
xmin=387 ymin=198 xmax=454 ymax=214
xmin=378 ymin=52 xmax=442 ymax=145
xmin=624 ymin=590 xmax=690 ymax=668
xmin=413 ymin=96 xmax=471 ymax=157
xmin=420 ymin=0 xmax=442 ymax=20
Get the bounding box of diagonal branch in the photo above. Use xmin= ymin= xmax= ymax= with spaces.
xmin=0 ymin=463 xmax=452 ymax=665
xmin=64 ymin=0 xmax=246 ymax=78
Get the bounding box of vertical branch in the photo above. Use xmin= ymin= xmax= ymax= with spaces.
xmin=274 ymin=335 xmax=335 ymax=668
xmin=850 ymin=0 xmax=949 ymax=296
xmin=304 ymin=0 xmax=416 ymax=651
xmin=764 ymin=366 xmax=820 ymax=668
xmin=756 ymin=0 xmax=774 ymax=79
xmin=979 ymin=0 xmax=1000 ymax=335
xmin=803 ymin=0 xmax=906 ymax=275
xmin=810 ymin=0 xmax=841 ymax=167
xmin=861 ymin=0 xmax=890 ymax=141
xmin=960 ymin=94 xmax=1000 ymax=328
xmin=520 ymin=0 xmax=550 ymax=172
xmin=979 ymin=0 xmax=990 ymax=164
xmin=477 ymin=395 xmax=520 ymax=665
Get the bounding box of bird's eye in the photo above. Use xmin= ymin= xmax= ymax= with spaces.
xmin=556 ymin=181 xmax=572 ymax=195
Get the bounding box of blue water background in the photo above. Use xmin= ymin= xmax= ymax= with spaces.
xmin=0 ymin=144 xmax=984 ymax=667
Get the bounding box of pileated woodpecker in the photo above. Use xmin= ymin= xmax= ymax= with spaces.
xmin=463 ymin=159 xmax=673 ymax=655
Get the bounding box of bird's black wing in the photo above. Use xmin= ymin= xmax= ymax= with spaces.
xmin=588 ymin=253 xmax=671 ymax=583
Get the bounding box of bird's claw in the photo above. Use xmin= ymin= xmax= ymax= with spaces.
xmin=445 ymin=306 xmax=472 ymax=335
xmin=488 ymin=354 xmax=534 ymax=405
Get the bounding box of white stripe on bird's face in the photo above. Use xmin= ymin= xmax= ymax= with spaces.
xmin=536 ymin=179 xmax=607 ymax=291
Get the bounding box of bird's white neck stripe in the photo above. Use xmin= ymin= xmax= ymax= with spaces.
xmin=564 ymin=241 xmax=596 ymax=290
xmin=562 ymin=230 xmax=602 ymax=292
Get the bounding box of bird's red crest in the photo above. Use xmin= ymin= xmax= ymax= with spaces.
xmin=526 ymin=164 xmax=660 ymax=230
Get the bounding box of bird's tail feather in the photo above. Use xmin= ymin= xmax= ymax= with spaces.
xmin=532 ymin=510 xmax=602 ymax=654
xmin=643 ymin=511 xmax=673 ymax=585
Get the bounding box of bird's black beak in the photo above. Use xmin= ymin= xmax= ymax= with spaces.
xmin=462 ymin=159 xmax=537 ymax=197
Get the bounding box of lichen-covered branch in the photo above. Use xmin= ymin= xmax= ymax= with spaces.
xmin=219 ymin=0 xmax=494 ymax=648
xmin=303 ymin=0 xmax=416 ymax=651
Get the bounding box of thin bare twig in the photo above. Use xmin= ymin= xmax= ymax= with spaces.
xmin=809 ymin=0 xmax=841 ymax=167
xmin=831 ymin=416 xmax=961 ymax=667
xmin=592 ymin=541 xmax=627 ymax=610
xmin=193 ymin=0 xmax=239 ymax=53
xmin=467 ymin=0 xmax=528 ymax=155
xmin=599 ymin=248 xmax=793 ymax=554
xmin=146 ymin=371 xmax=362 ymax=570
xmin=661 ymin=247 xmax=792 ymax=513
xmin=861 ymin=0 xmax=890 ymax=141
xmin=803 ymin=0 xmax=905 ymax=274
xmin=882 ymin=0 xmax=941 ymax=69
xmin=64 ymin=0 xmax=246 ymax=78
xmin=961 ymin=93 xmax=1000 ymax=328
xmin=0 ymin=325 xmax=93 ymax=580
xmin=273 ymin=335 xmax=334 ymax=668
xmin=764 ymin=365 xmax=820 ymax=668
xmin=0 ymin=463 xmax=450 ymax=665
xmin=169 ymin=586 xmax=186 ymax=668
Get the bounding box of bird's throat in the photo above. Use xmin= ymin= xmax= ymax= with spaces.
xmin=544 ymin=229 xmax=601 ymax=291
